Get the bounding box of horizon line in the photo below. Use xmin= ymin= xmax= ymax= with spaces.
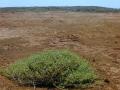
xmin=0 ymin=5 xmax=119 ymax=9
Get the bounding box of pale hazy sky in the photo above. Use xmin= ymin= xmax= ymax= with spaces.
xmin=0 ymin=0 xmax=120 ymax=8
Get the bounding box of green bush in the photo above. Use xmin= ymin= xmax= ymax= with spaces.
xmin=2 ymin=50 xmax=97 ymax=88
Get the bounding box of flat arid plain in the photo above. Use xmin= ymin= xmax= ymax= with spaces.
xmin=0 ymin=11 xmax=120 ymax=90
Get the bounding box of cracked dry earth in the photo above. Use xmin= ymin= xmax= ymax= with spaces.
xmin=0 ymin=11 xmax=120 ymax=90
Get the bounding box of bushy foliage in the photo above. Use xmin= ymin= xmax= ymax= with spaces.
xmin=2 ymin=50 xmax=97 ymax=88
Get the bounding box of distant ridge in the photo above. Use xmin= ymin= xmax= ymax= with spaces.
xmin=0 ymin=6 xmax=120 ymax=13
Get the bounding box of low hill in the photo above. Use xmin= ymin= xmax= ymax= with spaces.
xmin=0 ymin=6 xmax=120 ymax=13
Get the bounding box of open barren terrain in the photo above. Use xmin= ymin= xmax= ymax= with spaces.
xmin=0 ymin=11 xmax=120 ymax=90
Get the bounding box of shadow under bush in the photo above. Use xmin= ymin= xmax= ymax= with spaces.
xmin=2 ymin=50 xmax=97 ymax=89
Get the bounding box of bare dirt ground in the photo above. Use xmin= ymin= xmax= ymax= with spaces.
xmin=0 ymin=11 xmax=120 ymax=90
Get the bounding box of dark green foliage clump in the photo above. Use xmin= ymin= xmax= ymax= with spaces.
xmin=2 ymin=50 xmax=97 ymax=88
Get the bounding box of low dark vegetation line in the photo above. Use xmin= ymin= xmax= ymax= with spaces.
xmin=0 ymin=6 xmax=120 ymax=13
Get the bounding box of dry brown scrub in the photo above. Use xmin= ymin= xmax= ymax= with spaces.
xmin=0 ymin=11 xmax=120 ymax=90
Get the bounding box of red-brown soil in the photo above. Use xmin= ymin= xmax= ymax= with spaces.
xmin=0 ymin=11 xmax=120 ymax=90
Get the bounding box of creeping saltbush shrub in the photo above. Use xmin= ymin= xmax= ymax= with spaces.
xmin=2 ymin=50 xmax=97 ymax=88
